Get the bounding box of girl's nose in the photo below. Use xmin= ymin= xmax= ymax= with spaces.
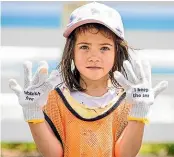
xmin=88 ymin=56 xmax=100 ymax=63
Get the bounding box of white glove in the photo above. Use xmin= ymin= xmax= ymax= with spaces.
xmin=114 ymin=58 xmax=168 ymax=123
xmin=9 ymin=61 xmax=60 ymax=123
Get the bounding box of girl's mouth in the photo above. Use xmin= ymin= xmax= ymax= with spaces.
xmin=86 ymin=67 xmax=102 ymax=69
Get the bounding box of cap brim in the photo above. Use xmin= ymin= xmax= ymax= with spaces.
xmin=63 ymin=19 xmax=124 ymax=40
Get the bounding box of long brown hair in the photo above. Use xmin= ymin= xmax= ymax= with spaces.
xmin=57 ymin=23 xmax=130 ymax=92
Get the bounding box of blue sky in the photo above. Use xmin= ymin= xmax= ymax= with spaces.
xmin=1 ymin=2 xmax=174 ymax=30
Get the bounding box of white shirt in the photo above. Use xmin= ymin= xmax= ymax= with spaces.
xmin=70 ymin=88 xmax=120 ymax=109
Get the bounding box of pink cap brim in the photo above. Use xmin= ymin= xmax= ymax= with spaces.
xmin=63 ymin=19 xmax=123 ymax=40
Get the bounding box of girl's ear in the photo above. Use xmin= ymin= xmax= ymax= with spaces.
xmin=71 ymin=59 xmax=75 ymax=71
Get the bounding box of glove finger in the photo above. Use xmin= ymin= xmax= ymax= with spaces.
xmin=134 ymin=59 xmax=146 ymax=82
xmin=141 ymin=59 xmax=152 ymax=86
xmin=153 ymin=81 xmax=168 ymax=98
xmin=31 ymin=61 xmax=48 ymax=86
xmin=114 ymin=71 xmax=132 ymax=90
xmin=48 ymin=70 xmax=62 ymax=86
xmin=123 ymin=60 xmax=138 ymax=84
xmin=23 ymin=61 xmax=32 ymax=88
xmin=9 ymin=79 xmax=22 ymax=96
xmin=38 ymin=68 xmax=48 ymax=86
xmin=39 ymin=70 xmax=61 ymax=93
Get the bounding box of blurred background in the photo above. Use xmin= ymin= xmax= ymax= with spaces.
xmin=1 ymin=1 xmax=174 ymax=157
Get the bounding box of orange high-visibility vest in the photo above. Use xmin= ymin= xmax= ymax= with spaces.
xmin=43 ymin=87 xmax=130 ymax=157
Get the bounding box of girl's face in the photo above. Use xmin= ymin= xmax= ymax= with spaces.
xmin=74 ymin=29 xmax=115 ymax=81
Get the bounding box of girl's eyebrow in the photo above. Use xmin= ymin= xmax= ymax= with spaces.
xmin=100 ymin=43 xmax=113 ymax=47
xmin=77 ymin=42 xmax=91 ymax=45
xmin=77 ymin=42 xmax=113 ymax=46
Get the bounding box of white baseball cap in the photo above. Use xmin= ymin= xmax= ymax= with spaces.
xmin=63 ymin=2 xmax=124 ymax=40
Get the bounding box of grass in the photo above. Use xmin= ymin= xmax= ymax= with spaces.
xmin=1 ymin=142 xmax=174 ymax=155
xmin=1 ymin=142 xmax=37 ymax=152
xmin=140 ymin=143 xmax=174 ymax=156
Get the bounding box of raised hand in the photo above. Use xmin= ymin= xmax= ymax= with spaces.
xmin=114 ymin=58 xmax=168 ymax=123
xmin=9 ymin=61 xmax=60 ymax=123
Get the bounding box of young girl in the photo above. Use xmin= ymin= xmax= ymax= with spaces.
xmin=9 ymin=2 xmax=168 ymax=157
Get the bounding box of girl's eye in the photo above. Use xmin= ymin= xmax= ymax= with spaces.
xmin=80 ymin=45 xmax=89 ymax=50
xmin=101 ymin=47 xmax=110 ymax=51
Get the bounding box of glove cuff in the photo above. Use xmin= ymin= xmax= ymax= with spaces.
xmin=129 ymin=102 xmax=151 ymax=123
xmin=23 ymin=106 xmax=44 ymax=123
xmin=128 ymin=116 xmax=149 ymax=124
